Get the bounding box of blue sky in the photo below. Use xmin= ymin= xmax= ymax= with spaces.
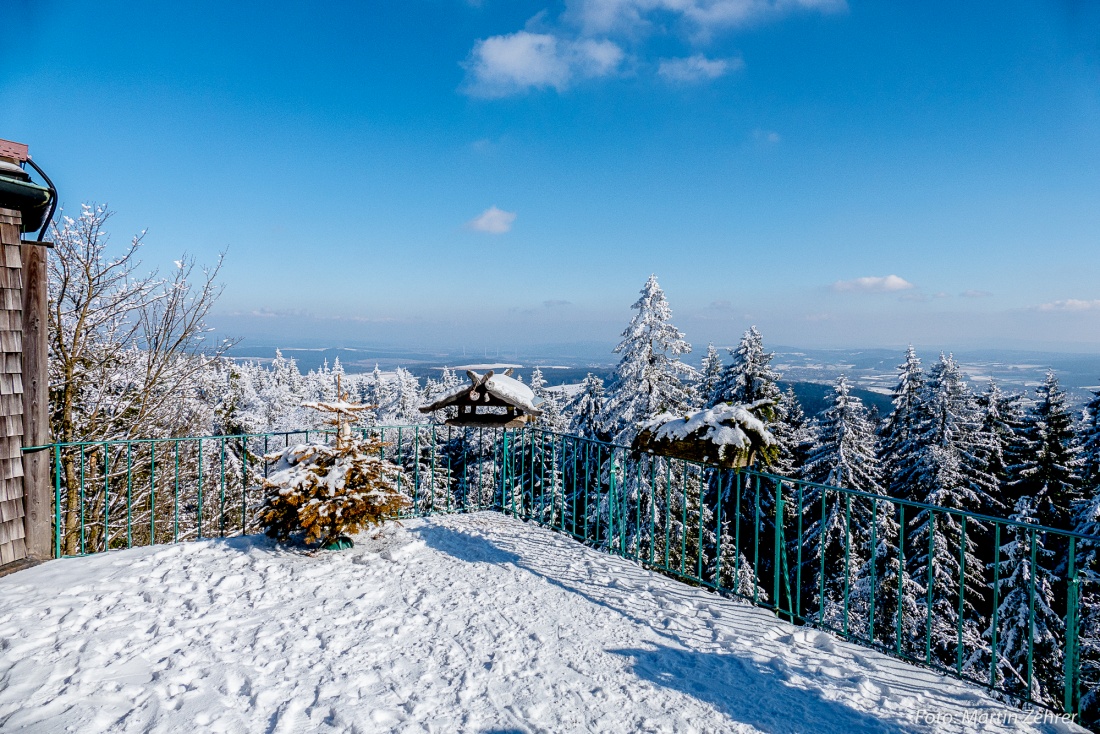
xmin=3 ymin=0 xmax=1099 ymax=354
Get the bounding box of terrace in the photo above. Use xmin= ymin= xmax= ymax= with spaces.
xmin=2 ymin=424 xmax=1092 ymax=731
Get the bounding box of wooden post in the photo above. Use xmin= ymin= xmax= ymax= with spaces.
xmin=21 ymin=238 xmax=49 ymax=559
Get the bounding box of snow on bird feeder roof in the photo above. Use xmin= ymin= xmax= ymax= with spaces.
xmin=420 ymin=369 xmax=542 ymax=428
xmin=632 ymin=400 xmax=777 ymax=469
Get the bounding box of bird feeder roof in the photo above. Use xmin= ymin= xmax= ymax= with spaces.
xmin=420 ymin=369 xmax=542 ymax=415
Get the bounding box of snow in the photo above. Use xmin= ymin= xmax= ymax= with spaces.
xmin=485 ymin=372 xmax=541 ymax=412
xmin=0 ymin=513 xmax=1080 ymax=733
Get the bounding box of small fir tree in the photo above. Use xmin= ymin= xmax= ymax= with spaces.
xmin=260 ymin=379 xmax=409 ymax=547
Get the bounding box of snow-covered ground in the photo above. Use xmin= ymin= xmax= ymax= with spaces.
xmin=0 ymin=513 xmax=1084 ymax=733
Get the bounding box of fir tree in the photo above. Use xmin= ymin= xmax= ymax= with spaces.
xmin=604 ymin=275 xmax=696 ymax=444
xmin=568 ymin=373 xmax=607 ymax=440
xmin=974 ymin=380 xmax=1016 ymax=506
xmin=772 ymin=386 xmax=810 ymax=479
xmin=880 ymin=346 xmax=927 ymax=504
xmin=850 ymin=496 xmax=924 ymax=651
xmin=700 ymin=343 xmax=723 ymax=408
xmin=708 ymin=326 xmax=781 ymax=408
xmin=702 ymin=327 xmax=797 ymax=597
xmin=1080 ymin=387 xmax=1100 ymax=495
xmin=799 ymin=376 xmax=884 ymax=630
xmin=1010 ymin=371 xmax=1082 ymax=532
xmin=389 ymin=367 xmax=424 ymax=426
xmin=530 ymin=367 xmax=569 ymax=433
xmin=905 ymin=354 xmax=995 ymax=668
xmin=986 ymin=497 xmax=1065 ymax=705
xmin=368 ymin=365 xmax=394 ymax=426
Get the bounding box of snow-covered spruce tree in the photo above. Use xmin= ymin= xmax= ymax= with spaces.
xmin=1075 ymin=388 xmax=1100 ymax=722
xmin=709 ymin=464 xmax=767 ymax=601
xmin=48 ymin=205 xmax=231 ymax=554
xmin=1080 ymin=387 xmax=1100 ymax=497
xmin=974 ymin=380 xmax=1018 ymax=506
xmin=603 ymin=275 xmax=696 ymax=445
xmin=1076 ymin=486 xmax=1100 ymax=725
xmin=447 ymin=426 xmax=506 ymax=511
xmin=880 ymin=346 xmax=928 ymax=504
xmin=700 ymin=343 xmax=723 ymax=409
xmin=526 ymin=428 xmax=568 ymax=528
xmin=260 ymin=397 xmax=409 ymax=547
xmin=799 ymin=376 xmax=884 ymax=632
xmin=708 ymin=326 xmax=782 ymax=408
xmin=261 ymin=437 xmax=410 ymax=546
xmin=773 ymin=387 xmax=811 ymax=479
xmin=529 ymin=367 xmax=569 ymax=434
xmin=600 ymin=276 xmax=696 ymax=561
xmin=421 ymin=367 xmax=460 ymax=426
xmin=567 ymin=373 xmax=607 ymax=441
xmin=904 ymin=354 xmax=996 ymax=669
xmin=986 ymin=497 xmax=1065 ymax=706
xmin=1010 ymin=372 xmax=1083 ymax=533
xmin=704 ymin=327 xmax=796 ymax=595
xmin=257 ymin=350 xmax=310 ymax=431
xmin=386 ymin=367 xmax=424 ymax=426
xmin=850 ymin=494 xmax=924 ymax=650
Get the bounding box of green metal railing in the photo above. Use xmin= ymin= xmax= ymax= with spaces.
xmin=31 ymin=424 xmax=1098 ymax=725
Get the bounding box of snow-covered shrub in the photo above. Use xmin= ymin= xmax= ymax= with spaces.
xmin=260 ymin=435 xmax=410 ymax=546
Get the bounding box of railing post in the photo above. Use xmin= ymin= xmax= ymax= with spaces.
xmin=773 ymin=478 xmax=783 ymax=614
xmin=1064 ymin=536 xmax=1079 ymax=717
xmin=52 ymin=445 xmax=61 ymax=558
xmin=896 ymin=503 xmax=905 ymax=656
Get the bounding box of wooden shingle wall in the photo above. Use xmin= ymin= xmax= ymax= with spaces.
xmin=0 ymin=209 xmax=24 ymax=565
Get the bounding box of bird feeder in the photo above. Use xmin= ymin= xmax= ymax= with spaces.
xmin=420 ymin=369 xmax=541 ymax=428
xmin=631 ymin=400 xmax=777 ymax=469
xmin=0 ymin=139 xmax=55 ymax=238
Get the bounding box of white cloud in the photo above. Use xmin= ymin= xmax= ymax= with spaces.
xmin=462 ymin=0 xmax=842 ymax=97
xmin=1038 ymin=299 xmax=1100 ymax=312
xmin=831 ymin=275 xmax=915 ymax=293
xmin=463 ymin=31 xmax=624 ymax=97
xmin=566 ymin=0 xmax=847 ymax=37
xmin=753 ymin=128 xmax=781 ymax=143
xmin=960 ymin=289 xmax=992 ymax=298
xmin=467 ymin=206 xmax=517 ymax=234
xmin=658 ymin=54 xmax=742 ymax=81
